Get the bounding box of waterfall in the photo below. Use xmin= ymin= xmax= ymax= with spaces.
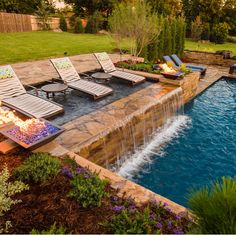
xmin=116 ymin=115 xmax=191 ymax=179
xmin=106 ymin=87 xmax=190 ymax=176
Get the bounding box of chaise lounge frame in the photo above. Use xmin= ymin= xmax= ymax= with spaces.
xmin=51 ymin=57 xmax=113 ymax=100
xmin=94 ymin=52 xmax=146 ymax=86
xmin=0 ymin=65 xmax=64 ymax=119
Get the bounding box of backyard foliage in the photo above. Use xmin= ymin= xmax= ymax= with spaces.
xmin=0 ymin=0 xmax=54 ymax=14
xmin=144 ymin=17 xmax=186 ymax=62
xmin=85 ymin=11 xmax=103 ymax=34
xmin=0 ymin=166 xmax=29 ymax=216
xmin=59 ymin=16 xmax=67 ymax=32
xmin=188 ymin=176 xmax=236 ymax=233
xmin=67 ymin=166 xmax=109 ymax=208
xmin=13 ymin=152 xmax=61 ymax=183
xmin=30 ymin=223 xmax=67 ymax=234
xmin=64 ymin=0 xmax=117 ymax=17
xmin=74 ymin=17 xmax=84 ymax=33
xmin=105 ymin=199 xmax=193 ymax=234
xmin=109 ymin=0 xmax=161 ymax=58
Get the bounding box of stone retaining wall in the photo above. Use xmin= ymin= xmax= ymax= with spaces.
xmin=159 ymin=72 xmax=200 ymax=103
xmin=118 ymin=68 xmax=200 ymax=104
xmin=184 ymin=50 xmax=236 ymax=67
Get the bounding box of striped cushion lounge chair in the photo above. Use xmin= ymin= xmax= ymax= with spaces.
xmin=51 ymin=57 xmax=113 ymax=100
xmin=163 ymin=55 xmax=204 ymax=74
xmin=0 ymin=65 xmax=64 ymax=119
xmin=94 ymin=52 xmax=145 ymax=86
xmin=171 ymin=54 xmax=207 ymax=75
xmin=163 ymin=56 xmax=179 ymax=69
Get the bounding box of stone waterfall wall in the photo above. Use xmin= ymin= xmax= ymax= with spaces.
xmin=78 ymin=88 xmax=183 ymax=167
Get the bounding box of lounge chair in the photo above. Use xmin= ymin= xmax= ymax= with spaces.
xmin=163 ymin=56 xmax=179 ymax=69
xmin=94 ymin=52 xmax=145 ymax=86
xmin=51 ymin=57 xmax=113 ymax=100
xmin=163 ymin=55 xmax=204 ymax=74
xmin=171 ymin=54 xmax=207 ymax=75
xmin=0 ymin=65 xmax=64 ymax=119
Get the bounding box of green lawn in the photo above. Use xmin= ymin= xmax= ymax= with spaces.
xmin=0 ymin=31 xmax=129 ymax=65
xmin=185 ymin=38 xmax=236 ymax=56
xmin=0 ymin=32 xmax=236 ymax=65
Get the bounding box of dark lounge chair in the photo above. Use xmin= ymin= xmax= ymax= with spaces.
xmin=171 ymin=54 xmax=207 ymax=75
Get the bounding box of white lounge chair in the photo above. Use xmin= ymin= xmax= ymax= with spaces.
xmin=0 ymin=65 xmax=64 ymax=119
xmin=51 ymin=57 xmax=113 ymax=100
xmin=94 ymin=52 xmax=146 ymax=86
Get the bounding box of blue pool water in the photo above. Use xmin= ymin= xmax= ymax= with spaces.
xmin=119 ymin=77 xmax=236 ymax=207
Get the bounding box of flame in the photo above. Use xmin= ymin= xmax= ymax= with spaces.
xmin=0 ymin=106 xmax=45 ymax=134
xmin=160 ymin=63 xmax=176 ymax=73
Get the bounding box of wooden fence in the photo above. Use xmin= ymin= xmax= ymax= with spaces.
xmin=0 ymin=12 xmax=32 ymax=33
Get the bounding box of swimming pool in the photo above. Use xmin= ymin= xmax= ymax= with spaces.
xmin=118 ymin=77 xmax=236 ymax=207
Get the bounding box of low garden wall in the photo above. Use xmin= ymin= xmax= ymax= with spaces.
xmin=117 ymin=68 xmax=200 ymax=104
xmin=184 ymin=50 xmax=236 ymax=67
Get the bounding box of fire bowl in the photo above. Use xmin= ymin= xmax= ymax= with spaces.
xmin=0 ymin=119 xmax=64 ymax=150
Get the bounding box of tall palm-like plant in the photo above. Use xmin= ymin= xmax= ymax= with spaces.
xmin=187 ymin=176 xmax=236 ymax=234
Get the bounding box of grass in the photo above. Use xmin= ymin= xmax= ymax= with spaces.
xmin=0 ymin=32 xmax=235 ymax=65
xmin=0 ymin=31 xmax=129 ymax=65
xmin=185 ymin=38 xmax=236 ymax=56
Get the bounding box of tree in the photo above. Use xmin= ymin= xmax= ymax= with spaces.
xmin=109 ymin=0 xmax=161 ymax=59
xmin=35 ymin=1 xmax=52 ymax=30
xmin=64 ymin=0 xmax=120 ymax=17
xmin=222 ymin=0 xmax=236 ymax=35
xmin=147 ymin=0 xmax=182 ymax=17
xmin=0 ymin=0 xmax=54 ymax=14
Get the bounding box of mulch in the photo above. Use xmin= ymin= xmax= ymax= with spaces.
xmin=0 ymin=173 xmax=117 ymax=234
xmin=0 ymin=149 xmax=30 ymax=173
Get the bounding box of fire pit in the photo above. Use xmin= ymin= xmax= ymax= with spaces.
xmin=0 ymin=107 xmax=64 ymax=150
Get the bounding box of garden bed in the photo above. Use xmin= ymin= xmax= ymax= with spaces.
xmin=0 ymin=152 xmax=193 ymax=234
xmin=115 ymin=60 xmax=161 ymax=74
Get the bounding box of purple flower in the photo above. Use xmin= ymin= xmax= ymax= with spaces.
xmin=174 ymin=228 xmax=183 ymax=234
xmin=166 ymin=208 xmax=172 ymax=213
xmin=61 ymin=166 xmax=73 ymax=178
xmin=111 ymin=196 xmax=118 ymax=201
xmin=163 ymin=202 xmax=168 ymax=207
xmin=175 ymin=214 xmax=182 ymax=220
xmin=167 ymin=221 xmax=172 ymax=229
xmin=156 ymin=222 xmax=163 ymax=229
xmin=112 ymin=205 xmax=126 ymax=212
xmin=76 ymin=167 xmax=88 ymax=174
xmin=84 ymin=174 xmax=90 ymax=179
xmin=149 ymin=213 xmax=155 ymax=220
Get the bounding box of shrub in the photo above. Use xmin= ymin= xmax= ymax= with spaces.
xmin=191 ymin=16 xmax=203 ymax=41
xmin=59 ymin=16 xmax=67 ymax=32
xmin=85 ymin=11 xmax=103 ymax=34
xmin=145 ymin=16 xmax=185 ymax=62
xmin=30 ymin=222 xmax=67 ymax=234
xmin=107 ymin=207 xmax=153 ymax=234
xmin=0 ymin=165 xmax=29 ymax=216
xmin=68 ymin=169 xmax=108 ymax=208
xmin=211 ymin=22 xmax=230 ymax=44
xmin=74 ymin=17 xmax=84 ymax=33
xmin=188 ymin=176 xmax=236 ymax=233
xmin=0 ymin=221 xmax=12 ymax=234
xmin=13 ymin=153 xmax=61 ymax=183
xmin=201 ymin=23 xmax=210 ymax=41
xmin=105 ymin=200 xmax=193 ymax=234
